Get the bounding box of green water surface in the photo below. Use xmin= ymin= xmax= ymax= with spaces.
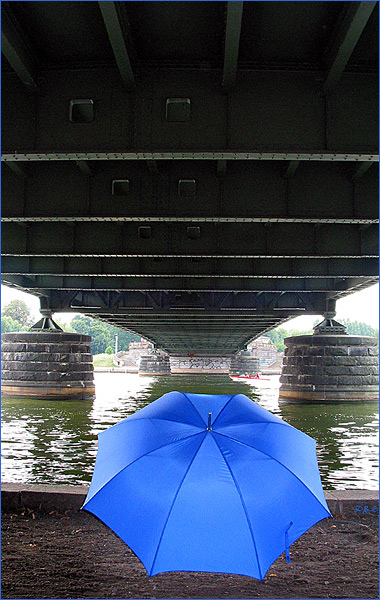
xmin=1 ymin=373 xmax=378 ymax=490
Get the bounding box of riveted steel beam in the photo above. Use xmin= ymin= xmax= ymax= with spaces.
xmin=2 ymin=152 xmax=378 ymax=162
xmin=323 ymin=2 xmax=377 ymax=94
xmin=2 ymin=217 xmax=376 ymax=225
xmin=98 ymin=1 xmax=135 ymax=91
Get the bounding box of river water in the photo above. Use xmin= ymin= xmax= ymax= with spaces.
xmin=1 ymin=373 xmax=378 ymax=490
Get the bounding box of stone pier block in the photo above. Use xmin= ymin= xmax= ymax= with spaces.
xmin=279 ymin=333 xmax=379 ymax=403
xmin=1 ymin=331 xmax=95 ymax=400
xmin=138 ymin=352 xmax=171 ymax=376
xmin=229 ymin=351 xmax=260 ymax=377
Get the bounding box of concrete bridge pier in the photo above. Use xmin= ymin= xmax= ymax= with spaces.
xmin=229 ymin=349 xmax=260 ymax=377
xmin=1 ymin=312 xmax=95 ymax=400
xmin=138 ymin=349 xmax=171 ymax=376
xmin=279 ymin=315 xmax=379 ymax=403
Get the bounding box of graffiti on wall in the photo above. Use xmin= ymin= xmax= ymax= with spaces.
xmin=170 ymin=357 xmax=231 ymax=371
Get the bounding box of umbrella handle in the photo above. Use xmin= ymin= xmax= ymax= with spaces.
xmin=207 ymin=412 xmax=212 ymax=431
xmin=285 ymin=521 xmax=293 ymax=563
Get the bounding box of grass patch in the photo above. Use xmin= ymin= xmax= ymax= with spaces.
xmin=93 ymin=353 xmax=114 ymax=367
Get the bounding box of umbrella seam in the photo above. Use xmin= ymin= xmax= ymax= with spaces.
xmin=217 ymin=421 xmax=289 ymax=430
xmin=149 ymin=431 xmax=208 ymax=577
xmin=212 ymin=434 xmax=263 ymax=580
xmin=218 ymin=421 xmax=317 ymax=444
xmin=180 ymin=391 xmax=209 ymax=427
xmin=211 ymin=394 xmax=239 ymax=427
xmin=214 ymin=431 xmax=331 ymax=517
xmin=83 ymin=431 xmax=205 ymax=508
xmin=145 ymin=417 xmax=201 ymax=438
xmin=130 ymin=416 xmax=204 ymax=431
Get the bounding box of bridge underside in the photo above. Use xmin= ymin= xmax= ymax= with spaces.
xmin=1 ymin=1 xmax=378 ymax=356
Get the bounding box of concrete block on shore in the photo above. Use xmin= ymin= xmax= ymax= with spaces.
xmin=2 ymin=484 xmax=87 ymax=514
xmin=2 ymin=484 xmax=378 ymax=518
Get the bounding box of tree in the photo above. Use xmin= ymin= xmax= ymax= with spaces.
xmin=53 ymin=318 xmax=74 ymax=332
xmin=1 ymin=300 xmax=33 ymax=329
xmin=264 ymin=326 xmax=313 ymax=352
xmin=106 ymin=324 xmax=140 ymax=351
xmin=1 ymin=315 xmax=24 ymax=333
xmin=339 ymin=318 xmax=379 ymax=339
xmin=263 ymin=328 xmax=289 ymax=352
xmin=70 ymin=315 xmax=140 ymax=355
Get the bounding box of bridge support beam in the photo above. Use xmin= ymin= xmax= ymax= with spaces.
xmin=1 ymin=319 xmax=95 ymax=399
xmin=279 ymin=318 xmax=379 ymax=403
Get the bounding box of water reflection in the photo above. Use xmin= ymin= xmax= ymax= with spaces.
xmin=1 ymin=373 xmax=378 ymax=490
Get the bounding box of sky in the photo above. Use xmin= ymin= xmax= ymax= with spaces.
xmin=1 ymin=282 xmax=379 ymax=332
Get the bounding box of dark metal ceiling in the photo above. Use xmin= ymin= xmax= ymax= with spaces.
xmin=1 ymin=1 xmax=378 ymax=356
xmin=4 ymin=1 xmax=378 ymax=70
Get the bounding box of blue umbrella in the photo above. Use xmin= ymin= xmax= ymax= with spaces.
xmin=83 ymin=392 xmax=331 ymax=579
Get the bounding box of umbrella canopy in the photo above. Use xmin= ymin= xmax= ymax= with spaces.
xmin=83 ymin=391 xmax=331 ymax=579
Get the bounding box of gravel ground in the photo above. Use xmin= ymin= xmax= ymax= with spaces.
xmin=1 ymin=510 xmax=378 ymax=599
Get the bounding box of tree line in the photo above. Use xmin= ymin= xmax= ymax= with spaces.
xmin=1 ymin=300 xmax=140 ymax=355
xmin=264 ymin=319 xmax=379 ymax=352
xmin=69 ymin=315 xmax=140 ymax=355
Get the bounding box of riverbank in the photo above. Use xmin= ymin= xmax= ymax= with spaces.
xmin=1 ymin=485 xmax=378 ymax=599
xmin=94 ymin=366 xmax=138 ymax=373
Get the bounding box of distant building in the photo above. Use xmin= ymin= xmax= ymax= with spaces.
xmin=128 ymin=339 xmax=154 ymax=364
xmin=248 ymin=336 xmax=278 ymax=367
xmin=128 ymin=339 xmax=153 ymax=351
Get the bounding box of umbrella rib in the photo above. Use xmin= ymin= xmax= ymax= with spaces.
xmin=214 ymin=431 xmax=330 ymax=517
xmin=83 ymin=430 xmax=205 ymax=508
xmin=211 ymin=394 xmax=239 ymax=427
xmin=212 ymin=434 xmax=263 ymax=581
xmin=149 ymin=431 xmax=208 ymax=577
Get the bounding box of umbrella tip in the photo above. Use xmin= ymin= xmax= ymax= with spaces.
xmin=207 ymin=412 xmax=212 ymax=431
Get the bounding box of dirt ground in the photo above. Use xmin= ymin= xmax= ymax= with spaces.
xmin=1 ymin=510 xmax=378 ymax=600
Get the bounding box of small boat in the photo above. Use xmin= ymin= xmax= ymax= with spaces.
xmin=230 ymin=375 xmax=276 ymax=389
xmin=229 ymin=375 xmax=270 ymax=381
xmin=229 ymin=375 xmax=280 ymax=390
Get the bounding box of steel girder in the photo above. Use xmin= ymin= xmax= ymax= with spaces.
xmin=2 ymin=220 xmax=378 ymax=257
xmin=2 ymin=69 xmax=378 ymax=157
xmin=1 ymin=1 xmax=378 ymax=355
xmin=1 ymin=160 xmax=378 ymax=221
